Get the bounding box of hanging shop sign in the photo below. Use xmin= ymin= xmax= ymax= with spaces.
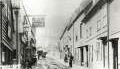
xmin=32 ymin=16 xmax=45 ymax=27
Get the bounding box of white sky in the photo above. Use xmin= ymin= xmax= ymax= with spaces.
xmin=22 ymin=0 xmax=82 ymax=48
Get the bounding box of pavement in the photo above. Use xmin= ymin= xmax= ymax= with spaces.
xmin=47 ymin=56 xmax=86 ymax=69
xmin=0 ymin=57 xmax=86 ymax=69
xmin=32 ymin=57 xmax=69 ymax=69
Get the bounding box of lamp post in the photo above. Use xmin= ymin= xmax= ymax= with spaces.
xmin=11 ymin=0 xmax=20 ymax=65
xmin=14 ymin=8 xmax=19 ymax=64
xmin=12 ymin=4 xmax=20 ymax=65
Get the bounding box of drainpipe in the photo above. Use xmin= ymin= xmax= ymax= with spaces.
xmin=14 ymin=8 xmax=19 ymax=65
xmin=73 ymin=23 xmax=75 ymax=63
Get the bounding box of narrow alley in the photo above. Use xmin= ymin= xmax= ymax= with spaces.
xmin=0 ymin=0 xmax=120 ymax=69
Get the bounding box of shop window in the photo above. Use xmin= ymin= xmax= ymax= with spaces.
xmin=97 ymin=19 xmax=101 ymax=31
xmin=86 ymin=29 xmax=89 ymax=38
xmin=96 ymin=42 xmax=101 ymax=61
xmin=80 ymin=23 xmax=85 ymax=39
xmin=76 ymin=35 xmax=78 ymax=42
xmin=89 ymin=45 xmax=93 ymax=62
xmin=89 ymin=27 xmax=92 ymax=36
xmin=102 ymin=15 xmax=107 ymax=28
xmin=80 ymin=24 xmax=82 ymax=38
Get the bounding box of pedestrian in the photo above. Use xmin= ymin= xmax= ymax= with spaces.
xmin=69 ymin=53 xmax=73 ymax=67
xmin=67 ymin=48 xmax=74 ymax=68
xmin=64 ymin=54 xmax=68 ymax=63
xmin=38 ymin=54 xmax=40 ymax=60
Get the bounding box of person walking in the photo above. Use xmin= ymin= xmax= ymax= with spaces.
xmin=64 ymin=54 xmax=68 ymax=63
xmin=68 ymin=48 xmax=74 ymax=68
xmin=69 ymin=53 xmax=74 ymax=67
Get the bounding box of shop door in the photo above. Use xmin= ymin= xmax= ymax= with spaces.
xmin=110 ymin=38 xmax=119 ymax=69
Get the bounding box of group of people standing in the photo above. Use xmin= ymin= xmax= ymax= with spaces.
xmin=64 ymin=47 xmax=74 ymax=68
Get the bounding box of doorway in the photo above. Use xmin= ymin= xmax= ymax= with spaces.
xmin=109 ymin=38 xmax=119 ymax=69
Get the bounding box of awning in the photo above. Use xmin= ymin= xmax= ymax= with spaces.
xmin=2 ymin=38 xmax=14 ymax=51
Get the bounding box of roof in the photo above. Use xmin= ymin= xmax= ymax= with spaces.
xmin=60 ymin=0 xmax=93 ymax=40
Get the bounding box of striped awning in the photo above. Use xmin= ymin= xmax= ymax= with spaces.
xmin=2 ymin=38 xmax=14 ymax=51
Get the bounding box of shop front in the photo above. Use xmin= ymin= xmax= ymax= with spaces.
xmin=1 ymin=43 xmax=13 ymax=65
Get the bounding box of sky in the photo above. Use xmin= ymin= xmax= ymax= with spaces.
xmin=22 ymin=0 xmax=82 ymax=48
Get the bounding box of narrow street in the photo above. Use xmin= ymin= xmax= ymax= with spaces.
xmin=33 ymin=57 xmax=68 ymax=69
xmin=0 ymin=0 xmax=120 ymax=69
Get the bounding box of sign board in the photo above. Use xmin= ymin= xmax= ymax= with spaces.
xmin=32 ymin=16 xmax=45 ymax=27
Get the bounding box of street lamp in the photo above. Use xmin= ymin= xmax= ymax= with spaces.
xmin=11 ymin=0 xmax=20 ymax=64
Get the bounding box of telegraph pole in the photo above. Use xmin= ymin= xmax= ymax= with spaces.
xmin=12 ymin=7 xmax=20 ymax=65
xmin=15 ymin=8 xmax=20 ymax=65
xmin=15 ymin=9 xmax=19 ymax=64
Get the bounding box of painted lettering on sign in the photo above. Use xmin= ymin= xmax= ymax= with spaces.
xmin=32 ymin=17 xmax=45 ymax=27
